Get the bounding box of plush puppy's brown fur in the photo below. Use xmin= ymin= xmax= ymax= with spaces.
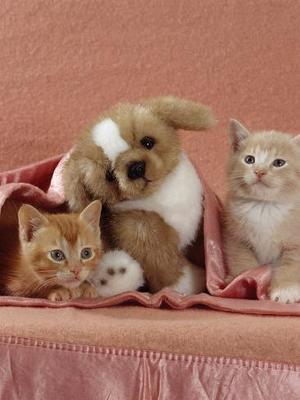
xmin=63 ymin=96 xmax=215 ymax=292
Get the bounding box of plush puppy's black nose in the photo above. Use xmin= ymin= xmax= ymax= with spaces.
xmin=127 ymin=161 xmax=146 ymax=180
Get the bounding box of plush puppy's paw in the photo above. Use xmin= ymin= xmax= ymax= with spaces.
xmin=90 ymin=250 xmax=145 ymax=297
xmin=48 ymin=287 xmax=81 ymax=301
xmin=269 ymin=284 xmax=300 ymax=304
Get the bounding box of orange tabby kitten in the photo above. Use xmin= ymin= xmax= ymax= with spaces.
xmin=223 ymin=119 xmax=300 ymax=304
xmin=0 ymin=200 xmax=102 ymax=301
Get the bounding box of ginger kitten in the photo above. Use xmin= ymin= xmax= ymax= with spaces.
xmin=0 ymin=200 xmax=102 ymax=301
xmin=223 ymin=119 xmax=300 ymax=303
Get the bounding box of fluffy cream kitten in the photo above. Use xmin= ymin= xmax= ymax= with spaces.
xmin=223 ymin=119 xmax=300 ymax=304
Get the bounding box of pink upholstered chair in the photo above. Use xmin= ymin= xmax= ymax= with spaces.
xmin=0 ymin=1 xmax=299 ymax=398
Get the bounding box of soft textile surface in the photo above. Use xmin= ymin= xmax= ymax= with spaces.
xmin=1 ymin=154 xmax=300 ymax=316
xmin=0 ymin=307 xmax=300 ymax=364
xmin=0 ymin=335 xmax=299 ymax=400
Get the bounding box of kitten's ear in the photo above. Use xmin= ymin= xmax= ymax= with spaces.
xmin=80 ymin=200 xmax=102 ymax=233
xmin=18 ymin=205 xmax=48 ymax=242
xmin=229 ymin=119 xmax=250 ymax=151
xmin=292 ymin=134 xmax=300 ymax=146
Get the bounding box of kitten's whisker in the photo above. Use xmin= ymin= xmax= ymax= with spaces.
xmin=228 ymin=173 xmax=245 ymax=181
xmin=35 ymin=277 xmax=58 ymax=292
xmin=36 ymin=269 xmax=56 ymax=274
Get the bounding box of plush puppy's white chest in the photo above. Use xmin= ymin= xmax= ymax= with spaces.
xmin=114 ymin=152 xmax=203 ymax=249
xmin=234 ymin=201 xmax=291 ymax=264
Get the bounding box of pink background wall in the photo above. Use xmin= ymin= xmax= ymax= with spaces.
xmin=1 ymin=0 xmax=300 ymax=196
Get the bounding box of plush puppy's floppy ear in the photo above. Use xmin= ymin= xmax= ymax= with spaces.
xmin=62 ymin=155 xmax=93 ymax=213
xmin=18 ymin=204 xmax=48 ymax=243
xmin=229 ymin=119 xmax=250 ymax=151
xmin=142 ymin=96 xmax=216 ymax=131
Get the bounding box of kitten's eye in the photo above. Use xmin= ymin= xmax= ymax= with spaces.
xmin=50 ymin=250 xmax=65 ymax=262
xmin=81 ymin=248 xmax=93 ymax=260
xmin=141 ymin=136 xmax=155 ymax=150
xmin=272 ymin=159 xmax=286 ymax=168
xmin=244 ymin=155 xmax=255 ymax=164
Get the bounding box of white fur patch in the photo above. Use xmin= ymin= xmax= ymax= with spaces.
xmin=233 ymin=200 xmax=291 ymax=265
xmin=269 ymin=284 xmax=300 ymax=304
xmin=90 ymin=250 xmax=144 ymax=297
xmin=92 ymin=118 xmax=129 ymax=165
xmin=171 ymin=264 xmax=205 ymax=295
xmin=254 ymin=149 xmax=268 ymax=164
xmin=114 ymin=152 xmax=203 ymax=249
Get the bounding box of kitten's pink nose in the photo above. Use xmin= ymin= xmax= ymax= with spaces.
xmin=255 ymin=170 xmax=266 ymax=179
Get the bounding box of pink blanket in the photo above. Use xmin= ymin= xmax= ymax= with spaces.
xmin=1 ymin=154 xmax=300 ymax=316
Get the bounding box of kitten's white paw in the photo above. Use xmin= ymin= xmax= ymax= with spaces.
xmin=171 ymin=264 xmax=206 ymax=295
xmin=90 ymin=250 xmax=145 ymax=297
xmin=269 ymin=284 xmax=300 ymax=304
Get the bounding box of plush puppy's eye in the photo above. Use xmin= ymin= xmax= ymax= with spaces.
xmin=141 ymin=136 xmax=155 ymax=150
xmin=272 ymin=159 xmax=286 ymax=168
xmin=81 ymin=248 xmax=93 ymax=260
xmin=244 ymin=155 xmax=255 ymax=164
xmin=50 ymin=250 xmax=65 ymax=262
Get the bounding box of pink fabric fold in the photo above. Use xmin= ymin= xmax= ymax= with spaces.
xmin=0 ymin=153 xmax=300 ymax=315
xmin=0 ymin=336 xmax=299 ymax=400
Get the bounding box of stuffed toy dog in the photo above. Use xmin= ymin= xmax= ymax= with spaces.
xmin=62 ymin=96 xmax=215 ymax=295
